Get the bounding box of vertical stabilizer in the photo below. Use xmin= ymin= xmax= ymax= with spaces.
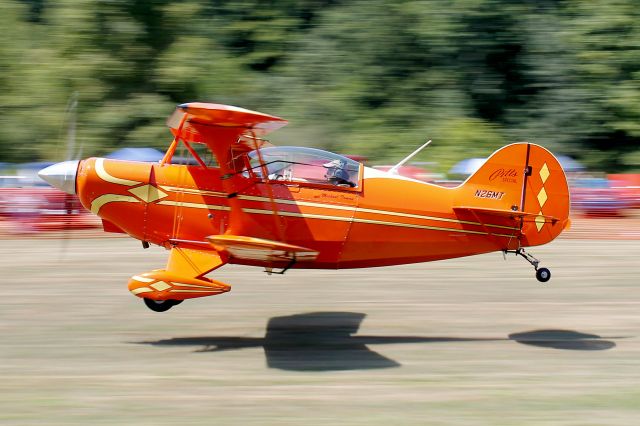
xmin=455 ymin=143 xmax=570 ymax=247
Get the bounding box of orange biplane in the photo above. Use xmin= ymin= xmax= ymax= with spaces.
xmin=39 ymin=103 xmax=570 ymax=312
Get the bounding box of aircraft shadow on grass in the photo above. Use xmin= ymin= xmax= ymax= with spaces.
xmin=139 ymin=312 xmax=616 ymax=372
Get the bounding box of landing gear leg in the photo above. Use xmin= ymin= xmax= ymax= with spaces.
xmin=504 ymin=248 xmax=551 ymax=283
xmin=143 ymin=298 xmax=182 ymax=312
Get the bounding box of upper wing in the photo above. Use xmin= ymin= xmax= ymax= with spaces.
xmin=165 ymin=102 xmax=288 ymax=181
xmin=166 ymin=102 xmax=287 ymax=149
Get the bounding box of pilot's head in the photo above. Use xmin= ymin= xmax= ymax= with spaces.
xmin=323 ymin=159 xmax=350 ymax=184
xmin=323 ymin=158 xmax=345 ymax=170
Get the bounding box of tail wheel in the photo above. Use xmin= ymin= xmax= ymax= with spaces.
xmin=536 ymin=267 xmax=551 ymax=283
xmin=143 ymin=298 xmax=181 ymax=312
xmin=506 ymin=248 xmax=551 ymax=283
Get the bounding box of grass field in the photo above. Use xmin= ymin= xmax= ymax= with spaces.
xmin=1 ymin=238 xmax=639 ymax=425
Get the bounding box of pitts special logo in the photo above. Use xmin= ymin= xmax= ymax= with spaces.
xmin=475 ymin=189 xmax=505 ymax=200
xmin=489 ymin=168 xmax=518 ymax=184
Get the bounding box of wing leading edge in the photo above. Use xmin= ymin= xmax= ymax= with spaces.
xmin=166 ymin=102 xmax=288 ymax=147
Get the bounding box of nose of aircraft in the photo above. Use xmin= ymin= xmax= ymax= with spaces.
xmin=38 ymin=160 xmax=80 ymax=195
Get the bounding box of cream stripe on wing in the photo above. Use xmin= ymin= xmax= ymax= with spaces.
xmin=95 ymin=158 xmax=141 ymax=186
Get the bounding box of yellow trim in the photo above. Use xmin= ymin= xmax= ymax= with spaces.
xmin=243 ymin=207 xmax=489 ymax=236
xmin=169 ymin=289 xmax=221 ymax=293
xmin=132 ymin=275 xmax=155 ymax=283
xmin=156 ymin=199 xmax=516 ymax=238
xmin=159 ymin=186 xmax=520 ymax=231
xmin=539 ymin=162 xmax=550 ymax=184
xmin=356 ymin=206 xmax=517 ymax=230
xmin=537 ymin=187 xmax=548 ymax=209
xmin=354 ymin=217 xmax=487 ymax=235
xmin=157 ymin=200 xmax=231 ymax=211
xmin=238 ymin=194 xmax=355 ymax=211
xmin=95 ymin=158 xmax=141 ymax=186
xmin=150 ymin=282 xmax=171 ymax=291
xmin=170 ymin=282 xmax=220 ymax=289
xmin=238 ymin=193 xmax=518 ymax=231
xmin=129 ymin=184 xmax=169 ymax=203
xmin=131 ymin=287 xmax=153 ymax=295
xmin=535 ymin=211 xmax=545 ymax=232
xmin=159 ymin=186 xmax=226 ymax=198
xmin=90 ymin=194 xmax=139 ymax=214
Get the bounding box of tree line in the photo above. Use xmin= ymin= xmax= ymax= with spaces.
xmin=1 ymin=0 xmax=639 ymax=173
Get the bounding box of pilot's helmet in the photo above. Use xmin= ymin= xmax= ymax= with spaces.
xmin=323 ymin=159 xmax=345 ymax=170
xmin=323 ymin=158 xmax=349 ymax=182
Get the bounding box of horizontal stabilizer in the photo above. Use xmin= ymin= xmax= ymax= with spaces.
xmin=206 ymin=235 xmax=319 ymax=263
xmin=454 ymin=206 xmax=559 ymax=224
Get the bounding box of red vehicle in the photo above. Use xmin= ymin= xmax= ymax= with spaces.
xmin=608 ymin=174 xmax=640 ymax=209
xmin=570 ymin=178 xmax=631 ymax=217
xmin=0 ymin=178 xmax=98 ymax=233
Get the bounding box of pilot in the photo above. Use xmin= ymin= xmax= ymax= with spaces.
xmin=267 ymin=161 xmax=290 ymax=181
xmin=323 ymin=159 xmax=355 ymax=187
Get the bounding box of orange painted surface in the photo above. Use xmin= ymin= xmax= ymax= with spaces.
xmin=73 ymin=103 xmax=570 ymax=301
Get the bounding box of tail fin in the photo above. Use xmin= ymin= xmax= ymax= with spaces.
xmin=454 ymin=143 xmax=570 ymax=247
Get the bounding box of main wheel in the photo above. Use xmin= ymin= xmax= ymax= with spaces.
xmin=536 ymin=267 xmax=551 ymax=283
xmin=143 ymin=298 xmax=178 ymax=312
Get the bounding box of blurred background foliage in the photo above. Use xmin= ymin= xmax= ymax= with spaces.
xmin=1 ymin=0 xmax=639 ymax=172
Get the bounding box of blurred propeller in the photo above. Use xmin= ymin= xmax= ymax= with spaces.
xmin=53 ymin=92 xmax=83 ymax=256
xmin=63 ymin=93 xmax=83 ymax=255
xmin=65 ymin=92 xmax=79 ymax=162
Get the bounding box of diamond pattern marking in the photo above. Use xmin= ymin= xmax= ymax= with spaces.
xmin=539 ymin=162 xmax=550 ymax=184
xmin=535 ymin=162 xmax=551 ymax=232
xmin=535 ymin=212 xmax=545 ymax=232
xmin=129 ymin=184 xmax=168 ymax=203
xmin=150 ymin=282 xmax=171 ymax=292
xmin=537 ymin=187 xmax=548 ymax=209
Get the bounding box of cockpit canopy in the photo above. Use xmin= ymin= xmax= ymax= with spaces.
xmin=247 ymin=147 xmax=361 ymax=188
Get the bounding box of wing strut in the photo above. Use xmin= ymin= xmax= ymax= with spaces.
xmin=160 ymin=112 xmax=187 ymax=166
xmin=160 ymin=112 xmax=208 ymax=168
xmin=247 ymin=130 xmax=286 ymax=242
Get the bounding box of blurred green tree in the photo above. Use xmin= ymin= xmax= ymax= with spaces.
xmin=0 ymin=0 xmax=637 ymax=173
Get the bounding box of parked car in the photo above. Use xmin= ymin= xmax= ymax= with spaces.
xmin=608 ymin=174 xmax=640 ymax=209
xmin=570 ymin=177 xmax=632 ymax=216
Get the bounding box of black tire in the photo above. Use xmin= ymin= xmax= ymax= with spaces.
xmin=536 ymin=267 xmax=551 ymax=283
xmin=143 ymin=298 xmax=178 ymax=312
